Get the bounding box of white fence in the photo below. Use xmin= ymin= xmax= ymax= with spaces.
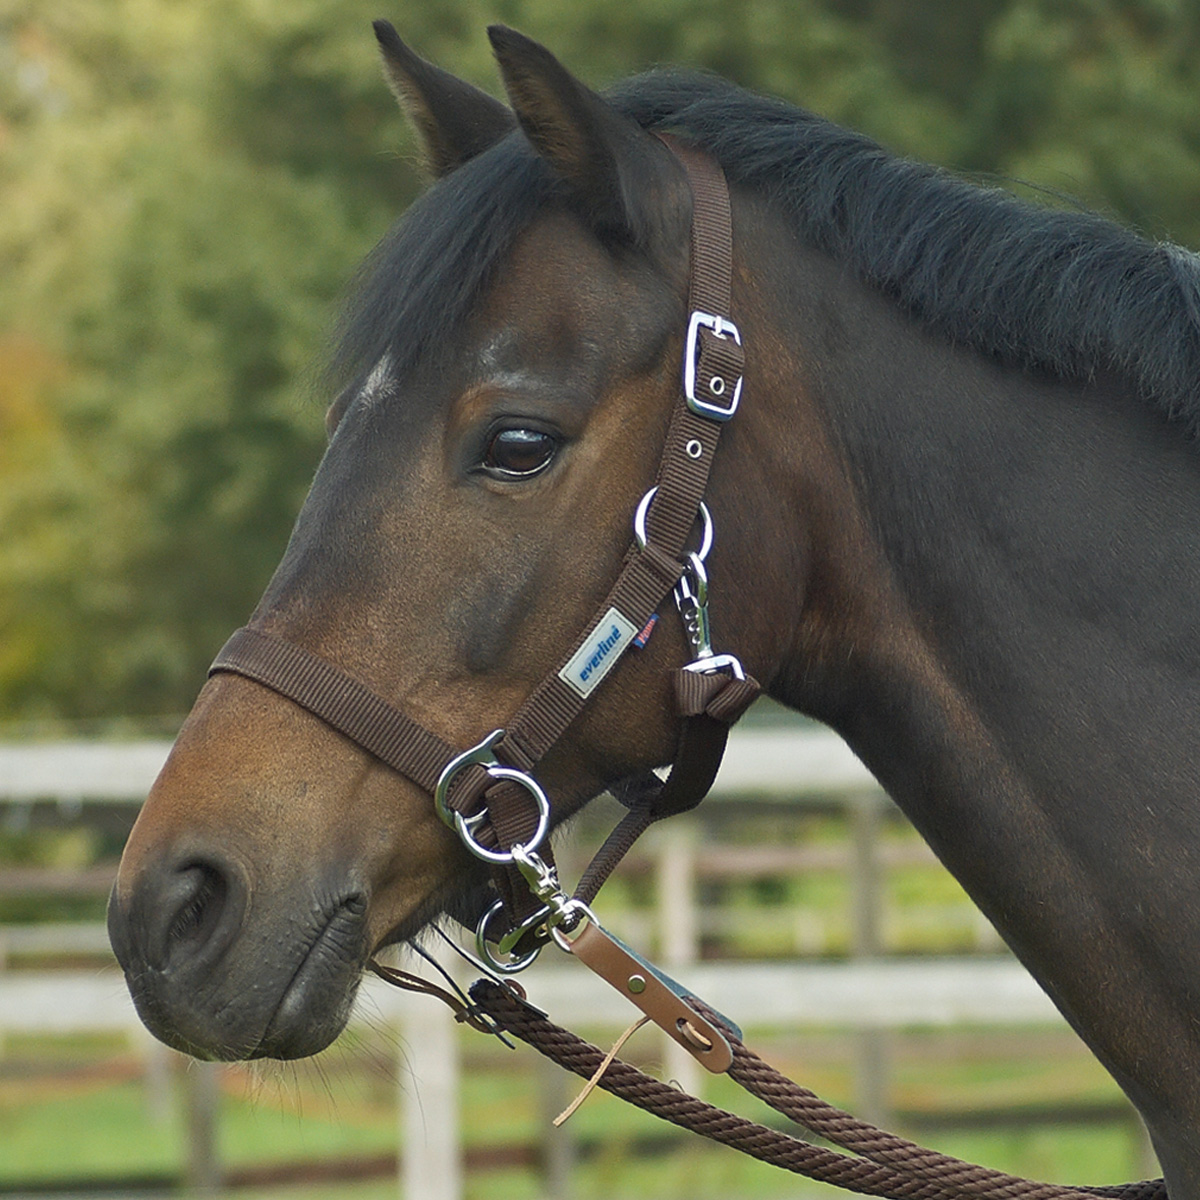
xmin=0 ymin=729 xmax=1131 ymax=1196
xmin=0 ymin=724 xmax=875 ymax=803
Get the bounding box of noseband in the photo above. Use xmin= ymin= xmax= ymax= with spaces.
xmin=209 ymin=138 xmax=759 ymax=986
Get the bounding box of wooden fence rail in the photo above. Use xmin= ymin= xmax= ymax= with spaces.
xmin=0 ymin=730 xmax=1156 ymax=1195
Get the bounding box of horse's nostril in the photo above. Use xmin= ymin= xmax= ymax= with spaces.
xmin=122 ymin=855 xmax=246 ymax=975
xmin=166 ymin=863 xmax=229 ymax=955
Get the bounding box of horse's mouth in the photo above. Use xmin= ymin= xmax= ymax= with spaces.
xmin=250 ymin=895 xmax=369 ymax=1060
xmin=113 ymin=886 xmax=370 ymax=1063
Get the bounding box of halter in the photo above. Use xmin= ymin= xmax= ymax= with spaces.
xmin=208 ymin=138 xmax=760 ymax=1057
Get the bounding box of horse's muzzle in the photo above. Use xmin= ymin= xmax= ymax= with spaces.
xmin=107 ymin=847 xmax=368 ymax=1060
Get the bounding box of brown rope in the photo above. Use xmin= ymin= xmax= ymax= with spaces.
xmin=470 ymin=979 xmax=1167 ymax=1200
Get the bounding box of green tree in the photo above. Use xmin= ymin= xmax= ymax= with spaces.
xmin=1 ymin=0 xmax=1197 ymax=724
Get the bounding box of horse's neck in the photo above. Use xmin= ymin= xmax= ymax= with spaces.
xmin=754 ymin=242 xmax=1200 ymax=1156
xmin=811 ymin=276 xmax=1200 ymax=820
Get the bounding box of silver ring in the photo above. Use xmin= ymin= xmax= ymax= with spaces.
xmin=685 ymin=439 xmax=703 ymax=459
xmin=453 ymin=765 xmax=551 ymax=864
xmin=633 ymin=487 xmax=714 ymax=561
xmin=475 ymin=899 xmax=542 ymax=974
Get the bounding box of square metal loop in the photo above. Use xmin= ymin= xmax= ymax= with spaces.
xmin=684 ymin=310 xmax=743 ymax=421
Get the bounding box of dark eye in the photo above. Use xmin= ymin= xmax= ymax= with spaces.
xmin=483 ymin=428 xmax=558 ymax=478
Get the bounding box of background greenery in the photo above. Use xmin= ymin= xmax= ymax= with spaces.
xmin=2 ymin=0 xmax=1199 ymax=727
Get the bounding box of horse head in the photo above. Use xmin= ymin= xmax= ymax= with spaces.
xmin=106 ymin=26 xmax=805 ymax=1060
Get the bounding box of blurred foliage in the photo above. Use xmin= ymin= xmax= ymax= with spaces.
xmin=1 ymin=0 xmax=1198 ymax=725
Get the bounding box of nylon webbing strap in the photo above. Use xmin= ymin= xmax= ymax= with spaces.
xmin=494 ymin=137 xmax=743 ymax=771
xmin=210 ymin=626 xmax=454 ymax=794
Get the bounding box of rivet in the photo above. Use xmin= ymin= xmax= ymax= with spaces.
xmin=627 ymin=973 xmax=647 ymax=994
xmin=685 ymin=439 xmax=703 ymax=459
xmin=709 ymin=376 xmax=726 ymax=396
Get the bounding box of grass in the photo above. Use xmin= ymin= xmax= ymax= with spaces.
xmin=0 ymin=1022 xmax=1153 ymax=1197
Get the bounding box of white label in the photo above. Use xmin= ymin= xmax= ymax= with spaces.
xmin=558 ymin=608 xmax=639 ymax=699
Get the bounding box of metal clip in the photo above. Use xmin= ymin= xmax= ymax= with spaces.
xmin=674 ymin=552 xmax=713 ymax=660
xmin=682 ymin=652 xmax=746 ymax=681
xmin=474 ymin=847 xmax=589 ymax=975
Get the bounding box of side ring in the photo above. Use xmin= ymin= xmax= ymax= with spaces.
xmin=453 ymin=765 xmax=551 ymax=864
xmin=433 ymin=729 xmax=504 ymax=828
xmin=633 ymin=487 xmax=714 ymax=561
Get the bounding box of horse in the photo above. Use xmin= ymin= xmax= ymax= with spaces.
xmin=106 ymin=22 xmax=1200 ymax=1195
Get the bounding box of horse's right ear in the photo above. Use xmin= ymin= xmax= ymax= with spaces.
xmin=373 ymin=21 xmax=515 ymax=177
xmin=486 ymin=26 xmax=688 ymax=253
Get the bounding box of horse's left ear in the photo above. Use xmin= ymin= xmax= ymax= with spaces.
xmin=487 ymin=25 xmax=684 ymax=247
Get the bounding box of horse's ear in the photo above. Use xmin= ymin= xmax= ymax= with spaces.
xmin=487 ymin=25 xmax=682 ymax=245
xmin=373 ymin=21 xmax=515 ymax=177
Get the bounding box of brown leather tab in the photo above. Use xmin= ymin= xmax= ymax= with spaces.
xmin=565 ymin=919 xmax=733 ymax=1072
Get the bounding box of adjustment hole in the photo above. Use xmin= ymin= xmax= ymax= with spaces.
xmin=685 ymin=440 xmax=703 ymax=459
xmin=709 ymin=376 xmax=726 ymax=396
xmin=676 ymin=1018 xmax=714 ymax=1052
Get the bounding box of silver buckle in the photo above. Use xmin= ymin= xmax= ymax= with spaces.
xmin=684 ymin=310 xmax=742 ymax=421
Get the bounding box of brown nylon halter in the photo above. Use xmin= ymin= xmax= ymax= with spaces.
xmin=209 ymin=138 xmax=760 ymax=955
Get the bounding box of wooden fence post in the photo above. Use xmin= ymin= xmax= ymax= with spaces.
xmin=657 ymin=821 xmax=702 ymax=1097
xmin=400 ymin=992 xmax=463 ymax=1200
xmin=182 ymin=1059 xmax=221 ymax=1193
xmin=537 ymin=1050 xmax=576 ymax=1199
xmin=850 ymin=790 xmax=891 ymax=1130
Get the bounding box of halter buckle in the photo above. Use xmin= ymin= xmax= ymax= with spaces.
xmin=684 ymin=310 xmax=743 ymax=421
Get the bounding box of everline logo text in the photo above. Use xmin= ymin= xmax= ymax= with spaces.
xmin=557 ymin=607 xmax=639 ymax=699
xmin=578 ymin=624 xmax=624 ymax=684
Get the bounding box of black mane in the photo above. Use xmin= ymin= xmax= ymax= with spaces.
xmin=336 ymin=68 xmax=1200 ymax=433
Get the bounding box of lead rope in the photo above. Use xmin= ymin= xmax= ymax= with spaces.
xmin=468 ymin=979 xmax=1166 ymax=1200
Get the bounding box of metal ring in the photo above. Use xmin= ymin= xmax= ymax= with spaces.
xmin=433 ymin=729 xmax=504 ymax=828
xmin=685 ymin=439 xmax=703 ymax=459
xmin=453 ymin=765 xmax=551 ymax=864
xmin=633 ymin=487 xmax=714 ymax=562
xmin=475 ymin=899 xmax=542 ymax=975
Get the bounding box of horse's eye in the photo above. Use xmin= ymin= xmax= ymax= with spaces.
xmin=483 ymin=428 xmax=558 ymax=478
